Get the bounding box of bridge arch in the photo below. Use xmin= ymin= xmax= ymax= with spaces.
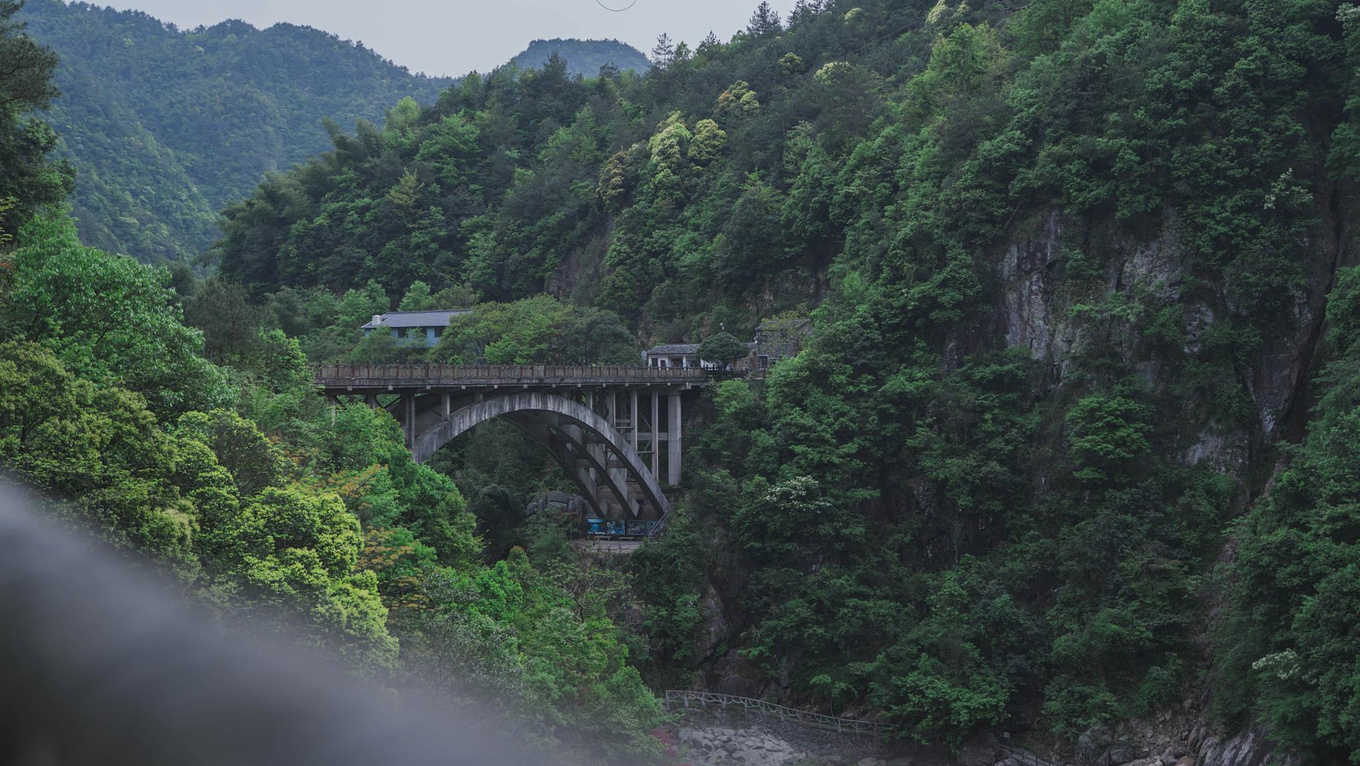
xmin=412 ymin=392 xmax=670 ymax=521
xmin=316 ymin=364 xmax=700 ymax=530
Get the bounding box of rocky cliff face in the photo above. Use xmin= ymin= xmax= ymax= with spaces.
xmin=1190 ymin=725 xmax=1298 ymax=766
xmin=992 ymin=204 xmax=1346 ymax=766
xmin=997 ymin=205 xmax=1343 ymax=459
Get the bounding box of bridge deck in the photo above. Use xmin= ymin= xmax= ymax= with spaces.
xmin=315 ymin=363 xmax=708 ymax=391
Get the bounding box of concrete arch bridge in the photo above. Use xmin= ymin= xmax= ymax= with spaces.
xmin=314 ymin=364 xmax=706 ymax=527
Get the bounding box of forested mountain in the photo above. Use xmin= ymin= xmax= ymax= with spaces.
xmin=16 ymin=0 xmax=453 ymax=262
xmin=10 ymin=0 xmax=1360 ymax=763
xmin=212 ymin=0 xmax=1360 ymax=762
xmin=511 ymin=38 xmax=651 ymax=78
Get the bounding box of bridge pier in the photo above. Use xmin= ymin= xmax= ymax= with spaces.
xmin=668 ymin=393 xmax=682 ymax=485
xmin=630 ymin=390 xmax=639 ymax=451
xmin=651 ymin=393 xmax=659 ymax=479
xmin=402 ymin=393 xmax=416 ymax=447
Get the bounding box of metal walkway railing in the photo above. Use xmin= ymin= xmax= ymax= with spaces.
xmin=663 ymin=690 xmax=887 ymax=736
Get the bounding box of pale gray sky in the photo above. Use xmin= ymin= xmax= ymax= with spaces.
xmin=96 ymin=0 xmax=800 ymax=78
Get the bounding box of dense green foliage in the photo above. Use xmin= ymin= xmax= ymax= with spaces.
xmin=216 ymin=51 xmax=640 ymax=301
xmin=1213 ymin=264 xmax=1360 ymax=764
xmin=11 ymin=0 xmax=1360 ymax=761
xmin=185 ymin=276 xmax=641 ymax=366
xmin=0 ymin=216 xmax=664 ymax=759
xmin=16 ymin=0 xmax=453 ymax=261
xmin=512 ymin=38 xmax=651 ymax=78
xmin=698 ymin=331 xmax=749 ymax=367
xmin=214 ymin=0 xmax=1360 ymax=758
xmin=0 ymin=16 xmax=664 ymax=761
xmin=0 ymin=0 xmax=72 ymax=237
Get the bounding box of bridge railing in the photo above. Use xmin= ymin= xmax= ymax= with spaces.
xmin=663 ymin=690 xmax=887 ymax=737
xmin=314 ymin=363 xmax=710 ymax=384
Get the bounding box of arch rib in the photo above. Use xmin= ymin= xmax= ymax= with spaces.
xmin=537 ymin=415 xmax=641 ymax=518
xmin=501 ymin=415 xmax=611 ymax=520
xmin=412 ymin=392 xmax=670 ymax=519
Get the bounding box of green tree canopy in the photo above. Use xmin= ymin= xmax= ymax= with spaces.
xmin=0 ymin=215 xmax=230 ymax=415
xmin=698 ymin=331 xmax=749 ymax=367
xmin=0 ymin=0 xmax=72 ymax=236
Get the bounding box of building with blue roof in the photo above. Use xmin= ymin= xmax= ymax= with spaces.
xmin=361 ymin=310 xmax=472 ymax=348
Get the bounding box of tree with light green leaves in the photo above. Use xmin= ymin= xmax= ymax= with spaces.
xmin=0 ymin=215 xmax=230 ymax=415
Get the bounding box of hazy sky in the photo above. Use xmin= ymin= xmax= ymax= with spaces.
xmin=95 ymin=0 xmax=801 ymax=78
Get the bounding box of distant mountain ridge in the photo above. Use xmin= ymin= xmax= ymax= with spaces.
xmin=19 ymin=1 xmax=650 ymax=262
xmin=19 ymin=0 xmax=453 ymax=262
xmin=510 ymin=38 xmax=650 ymax=78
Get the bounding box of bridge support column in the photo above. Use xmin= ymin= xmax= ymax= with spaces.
xmin=668 ymin=394 xmax=682 ymax=485
xmin=441 ymin=393 xmax=450 ymax=420
xmin=402 ymin=393 xmax=416 ymax=447
xmin=610 ymin=461 xmax=630 ymax=516
xmin=578 ymin=462 xmax=599 ymax=510
xmin=630 ymin=390 xmax=639 ymax=449
xmin=587 ymin=438 xmax=610 ymax=512
xmin=651 ymin=392 xmax=659 ymax=479
xmin=365 ymin=394 xmax=378 ymax=410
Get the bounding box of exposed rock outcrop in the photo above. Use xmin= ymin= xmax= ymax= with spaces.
xmin=673 ymin=708 xmax=940 ymax=766
xmin=678 ymin=725 xmax=806 ymax=766
xmin=1190 ymin=725 xmax=1297 ymax=766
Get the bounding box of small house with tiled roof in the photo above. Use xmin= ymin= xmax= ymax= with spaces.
xmin=362 ymin=309 xmax=472 ymax=348
xmin=644 ymin=341 xmax=760 ymax=370
xmin=644 ymin=343 xmax=703 ymax=369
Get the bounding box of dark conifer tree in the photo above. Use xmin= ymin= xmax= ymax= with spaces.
xmin=650 ymin=33 xmax=675 ymax=68
xmin=747 ymin=2 xmax=782 ymax=37
xmin=698 ymin=30 xmax=721 ymax=54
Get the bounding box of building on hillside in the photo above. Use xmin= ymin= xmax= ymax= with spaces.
xmin=644 ymin=343 xmax=704 ymax=369
xmin=646 ymin=320 xmax=811 ymax=373
xmin=645 ymin=340 xmax=763 ymax=371
xmin=362 ymin=309 xmax=472 ymax=348
xmin=750 ymin=317 xmax=812 ymax=371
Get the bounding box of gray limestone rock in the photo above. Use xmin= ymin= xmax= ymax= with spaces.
xmin=1196 ymin=726 xmax=1297 ymax=766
